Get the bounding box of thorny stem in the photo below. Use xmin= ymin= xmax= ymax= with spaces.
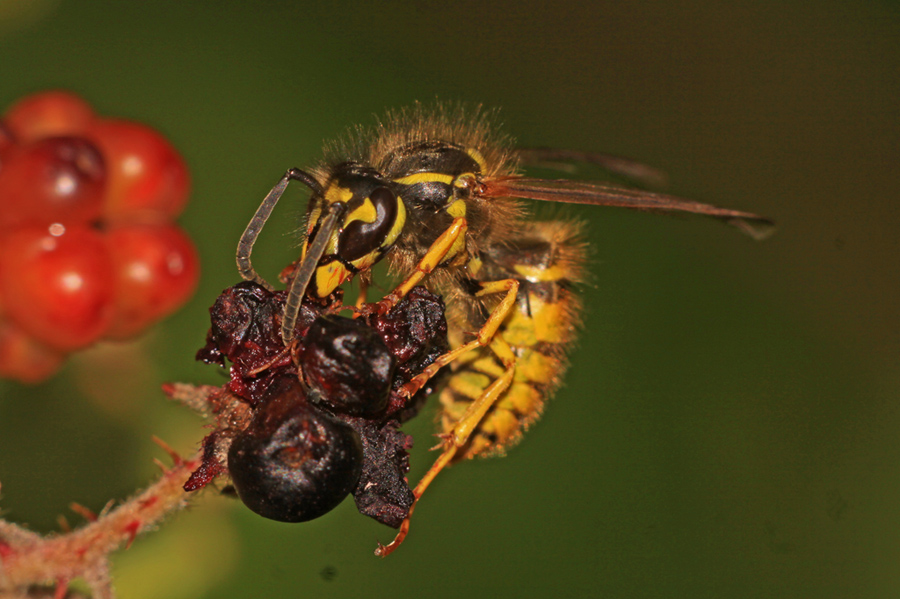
xmin=0 ymin=385 xmax=215 ymax=599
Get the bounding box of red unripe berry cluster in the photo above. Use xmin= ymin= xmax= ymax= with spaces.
xmin=0 ymin=91 xmax=199 ymax=383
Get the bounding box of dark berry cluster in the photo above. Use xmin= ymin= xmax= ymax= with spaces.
xmin=189 ymin=282 xmax=448 ymax=528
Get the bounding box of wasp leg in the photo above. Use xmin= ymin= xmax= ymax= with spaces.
xmin=374 ymin=446 xmax=455 ymax=557
xmin=354 ymin=278 xmax=370 ymax=309
xmin=398 ymin=278 xmax=519 ymax=399
xmin=376 ymin=363 xmax=516 ymax=557
xmin=368 ymin=216 xmax=468 ymax=315
xmin=375 ymin=279 xmax=520 ymax=557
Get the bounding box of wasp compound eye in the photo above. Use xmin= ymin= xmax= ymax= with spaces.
xmin=227 ymin=375 xmax=363 ymax=523
xmin=299 ymin=315 xmax=395 ymax=416
xmin=337 ymin=186 xmax=398 ymax=262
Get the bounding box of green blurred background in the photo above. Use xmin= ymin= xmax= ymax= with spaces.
xmin=0 ymin=1 xmax=898 ymax=597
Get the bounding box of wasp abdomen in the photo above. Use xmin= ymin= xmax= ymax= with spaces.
xmin=440 ymin=220 xmax=586 ymax=460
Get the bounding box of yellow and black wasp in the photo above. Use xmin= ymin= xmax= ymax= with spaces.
xmin=235 ymin=104 xmax=773 ymax=555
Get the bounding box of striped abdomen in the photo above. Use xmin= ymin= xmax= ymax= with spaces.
xmin=439 ymin=220 xmax=586 ymax=461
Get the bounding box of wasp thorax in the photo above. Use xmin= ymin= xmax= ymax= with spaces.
xmin=227 ymin=375 xmax=363 ymax=523
xmin=299 ymin=315 xmax=395 ymax=416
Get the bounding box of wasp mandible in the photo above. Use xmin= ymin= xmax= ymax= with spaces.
xmin=235 ymin=104 xmax=774 ymax=555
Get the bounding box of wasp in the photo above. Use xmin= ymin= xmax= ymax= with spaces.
xmin=235 ymin=104 xmax=773 ymax=556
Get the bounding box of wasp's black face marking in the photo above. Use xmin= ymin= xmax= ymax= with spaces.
xmin=337 ymin=185 xmax=399 ymax=262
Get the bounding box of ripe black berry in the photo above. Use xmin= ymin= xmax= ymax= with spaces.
xmin=227 ymin=375 xmax=363 ymax=522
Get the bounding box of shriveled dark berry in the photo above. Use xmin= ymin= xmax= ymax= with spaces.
xmin=196 ymin=281 xmax=281 ymax=368
xmin=299 ymin=315 xmax=395 ymax=416
xmin=196 ymin=281 xmax=328 ymax=405
xmin=347 ymin=417 xmax=415 ymax=528
xmin=227 ymin=375 xmax=363 ymax=522
xmin=367 ymin=287 xmax=448 ymax=390
xmin=365 ymin=287 xmax=450 ymax=420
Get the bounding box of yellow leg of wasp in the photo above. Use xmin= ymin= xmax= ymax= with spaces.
xmin=354 ymin=278 xmax=369 ymax=309
xmin=376 ymin=361 xmax=516 ymax=557
xmin=369 ymin=216 xmax=468 ymax=315
xmin=376 ymin=279 xmax=520 ymax=557
xmin=398 ymin=278 xmax=519 ymax=399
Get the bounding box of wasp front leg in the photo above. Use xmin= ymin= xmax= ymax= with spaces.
xmin=367 ymin=216 xmax=468 ymax=316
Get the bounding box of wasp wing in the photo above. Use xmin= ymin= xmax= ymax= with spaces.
xmin=482 ymin=177 xmax=775 ymax=240
xmin=517 ymin=148 xmax=669 ymax=189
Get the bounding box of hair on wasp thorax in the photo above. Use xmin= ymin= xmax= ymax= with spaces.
xmin=232 ymin=102 xmax=774 ymax=556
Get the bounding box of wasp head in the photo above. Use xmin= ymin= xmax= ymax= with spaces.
xmin=301 ymin=163 xmax=407 ymax=298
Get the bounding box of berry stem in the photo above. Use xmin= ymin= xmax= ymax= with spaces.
xmin=0 ymin=448 xmax=201 ymax=598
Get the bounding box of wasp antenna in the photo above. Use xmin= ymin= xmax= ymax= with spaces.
xmin=236 ymin=169 xmax=323 ymax=290
xmin=281 ymin=201 xmax=347 ymax=345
